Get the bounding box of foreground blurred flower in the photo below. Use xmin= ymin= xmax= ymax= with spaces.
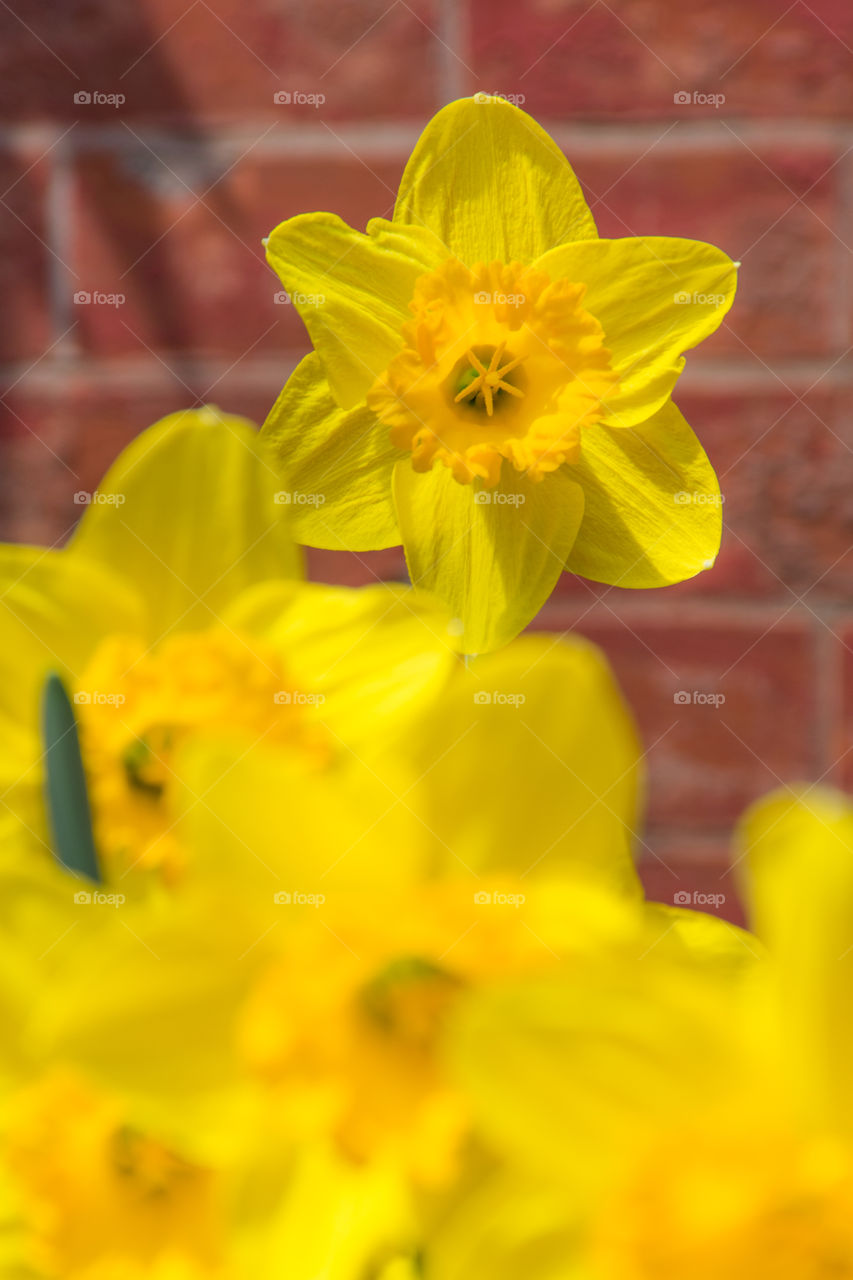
xmin=0 ymin=536 xmax=660 ymax=1277
xmin=429 ymin=788 xmax=853 ymax=1280
xmin=263 ymin=94 xmax=736 ymax=652
xmin=0 ymin=408 xmax=457 ymax=886
xmin=0 ymin=822 xmax=743 ymax=1279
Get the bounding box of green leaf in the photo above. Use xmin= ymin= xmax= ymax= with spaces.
xmin=41 ymin=673 xmax=100 ymax=883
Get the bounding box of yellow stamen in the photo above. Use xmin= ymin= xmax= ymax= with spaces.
xmin=453 ymin=342 xmax=528 ymax=417
xmin=367 ymin=259 xmax=618 ymax=487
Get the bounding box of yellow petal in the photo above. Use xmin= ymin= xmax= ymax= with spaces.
xmin=737 ymin=786 xmax=853 ymax=1134
xmin=223 ymin=579 xmax=458 ymax=748
xmin=449 ymin=958 xmax=742 ymax=1181
xmin=32 ymin=894 xmax=253 ymax=1151
xmin=405 ymin=633 xmax=643 ymax=895
xmin=0 ymin=547 xmax=143 ymax=756
xmin=418 ymin=1168 xmax=579 ymax=1280
xmin=567 ymin=398 xmax=722 ymax=587
xmin=393 ymin=462 xmax=584 ymax=654
xmin=265 ymin=214 xmax=443 ymax=408
xmin=259 ymin=1144 xmax=413 ymax=1280
xmin=535 ymin=237 xmax=737 ymax=427
xmin=175 ymin=734 xmax=430 ymax=894
xmin=70 ymin=407 xmax=303 ymax=642
xmin=644 ymin=902 xmax=761 ymax=971
xmin=261 ymin=354 xmax=401 ymax=550
xmin=394 ymin=96 xmax=597 ymax=264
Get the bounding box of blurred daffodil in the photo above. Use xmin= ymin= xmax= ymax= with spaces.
xmin=0 ymin=622 xmax=743 ymax=1278
xmin=0 ymin=408 xmax=455 ymax=887
xmin=263 ymin=95 xmax=736 ymax=651
xmin=431 ymin=787 xmax=853 ymax=1280
xmin=0 ymin=626 xmax=649 ymax=1208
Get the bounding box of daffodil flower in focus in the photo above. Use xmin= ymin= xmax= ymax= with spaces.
xmin=263 ymin=94 xmax=737 ymax=652
xmin=432 ymin=787 xmax=853 ymax=1280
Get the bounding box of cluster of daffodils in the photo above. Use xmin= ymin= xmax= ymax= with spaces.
xmin=1 ymin=95 xmax=846 ymax=1280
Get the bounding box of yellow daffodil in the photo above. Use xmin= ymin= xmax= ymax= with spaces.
xmin=2 ymin=1060 xmax=412 ymax=1280
xmin=0 ymin=624 xmax=743 ymax=1278
xmin=0 ymin=624 xmax=648 ymax=1259
xmin=0 ymin=407 xmax=463 ymax=888
xmin=263 ymin=95 xmax=736 ymax=651
xmin=0 ymin=831 xmax=750 ymax=1279
xmin=177 ymin=627 xmax=646 ymax=898
xmin=431 ymin=787 xmax=853 ymax=1280
xmin=0 ymin=841 xmax=416 ymax=1280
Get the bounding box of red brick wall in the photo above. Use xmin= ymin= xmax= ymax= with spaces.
xmin=3 ymin=0 xmax=852 ymax=921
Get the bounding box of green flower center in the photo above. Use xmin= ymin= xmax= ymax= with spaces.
xmin=449 ymin=343 xmax=527 ymax=417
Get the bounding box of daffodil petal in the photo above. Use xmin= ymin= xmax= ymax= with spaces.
xmin=737 ymin=786 xmax=853 ymax=1133
xmin=224 ymin=579 xmax=458 ymax=748
xmin=405 ymin=633 xmax=643 ymax=894
xmin=644 ymin=903 xmax=761 ymax=970
xmin=394 ymin=96 xmax=597 ymax=264
xmin=261 ymin=1146 xmax=413 ymax=1280
xmin=70 ymin=407 xmax=303 ymax=642
xmin=265 ymin=214 xmax=443 ymax=409
xmin=450 ymin=959 xmax=741 ymax=1180
xmin=419 ymin=1168 xmax=579 ymax=1280
xmin=0 ymin=547 xmax=143 ymax=753
xmin=261 ymin=354 xmax=402 ymax=550
xmin=567 ymin=398 xmax=722 ymax=587
xmin=35 ymin=903 xmax=252 ymax=1142
xmin=175 ymin=735 xmax=430 ymax=893
xmin=393 ymin=462 xmax=584 ymax=654
xmin=535 ymin=237 xmax=737 ymax=427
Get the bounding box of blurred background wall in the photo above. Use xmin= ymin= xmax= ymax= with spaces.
xmin=2 ymin=0 xmax=852 ymax=921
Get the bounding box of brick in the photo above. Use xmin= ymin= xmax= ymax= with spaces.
xmin=70 ymin=147 xmax=406 ymax=356
xmin=0 ymin=366 xmax=302 ymax=545
xmin=0 ymin=374 xmax=406 ymax=576
xmin=533 ymin=606 xmax=819 ymax=829
xmin=471 ymin=0 xmax=853 ymax=120
xmin=0 ymin=148 xmax=53 ymax=363
xmin=0 ymin=389 xmax=76 ymax=545
xmin=0 ymin=0 xmax=440 ymax=123
xmin=834 ymin=622 xmax=853 ymax=792
xmin=639 ymin=839 xmax=748 ymax=928
xmin=680 ymin=387 xmax=853 ymax=604
xmin=305 ymin=547 xmax=407 ymax=587
xmin=574 ymin=147 xmax=842 ymax=362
